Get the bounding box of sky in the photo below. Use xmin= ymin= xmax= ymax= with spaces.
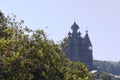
xmin=1 ymin=0 xmax=120 ymax=61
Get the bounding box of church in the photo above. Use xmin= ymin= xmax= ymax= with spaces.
xmin=62 ymin=22 xmax=94 ymax=70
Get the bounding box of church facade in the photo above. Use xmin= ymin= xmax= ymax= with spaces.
xmin=62 ymin=22 xmax=94 ymax=70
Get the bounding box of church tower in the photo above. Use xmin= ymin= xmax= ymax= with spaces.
xmin=62 ymin=22 xmax=94 ymax=70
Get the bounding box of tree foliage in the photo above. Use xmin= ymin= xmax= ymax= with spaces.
xmin=99 ymin=72 xmax=113 ymax=80
xmin=94 ymin=60 xmax=120 ymax=75
xmin=0 ymin=11 xmax=91 ymax=80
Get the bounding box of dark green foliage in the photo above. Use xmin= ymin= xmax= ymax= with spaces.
xmin=99 ymin=72 xmax=113 ymax=80
xmin=0 ymin=11 xmax=91 ymax=80
xmin=94 ymin=60 xmax=120 ymax=75
xmin=0 ymin=11 xmax=7 ymax=39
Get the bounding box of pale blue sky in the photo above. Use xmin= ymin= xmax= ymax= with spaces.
xmin=1 ymin=0 xmax=120 ymax=61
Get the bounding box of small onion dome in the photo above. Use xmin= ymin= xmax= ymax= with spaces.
xmin=78 ymin=31 xmax=81 ymax=36
xmin=68 ymin=32 xmax=71 ymax=36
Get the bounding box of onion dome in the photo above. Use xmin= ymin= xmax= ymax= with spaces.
xmin=71 ymin=22 xmax=79 ymax=32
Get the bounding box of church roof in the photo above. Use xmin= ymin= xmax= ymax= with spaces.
xmin=84 ymin=30 xmax=92 ymax=47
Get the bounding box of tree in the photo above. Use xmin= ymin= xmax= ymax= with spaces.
xmin=99 ymin=72 xmax=113 ymax=80
xmin=94 ymin=60 xmax=120 ymax=75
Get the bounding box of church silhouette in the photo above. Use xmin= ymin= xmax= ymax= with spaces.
xmin=62 ymin=22 xmax=95 ymax=70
